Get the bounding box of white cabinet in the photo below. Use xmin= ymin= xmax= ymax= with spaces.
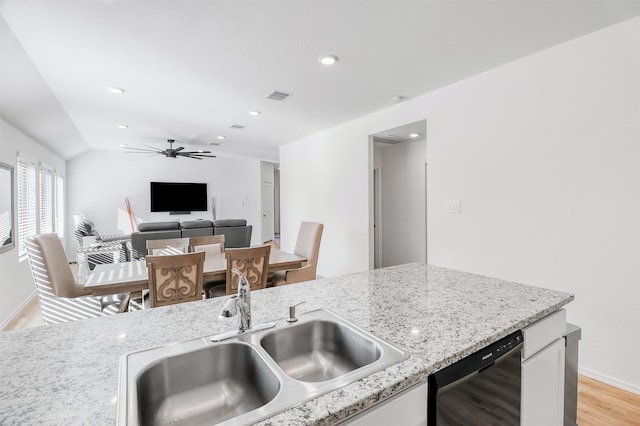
xmin=341 ymin=382 xmax=427 ymax=426
xmin=521 ymin=309 xmax=566 ymax=426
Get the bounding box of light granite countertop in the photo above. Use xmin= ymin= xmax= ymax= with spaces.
xmin=0 ymin=263 xmax=573 ymax=425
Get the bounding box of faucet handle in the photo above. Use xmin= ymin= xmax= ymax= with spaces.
xmin=286 ymin=301 xmax=306 ymax=323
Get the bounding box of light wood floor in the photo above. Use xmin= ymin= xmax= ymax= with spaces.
xmin=3 ymin=296 xmax=639 ymax=425
xmin=578 ymin=375 xmax=640 ymax=426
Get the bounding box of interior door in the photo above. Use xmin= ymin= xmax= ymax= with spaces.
xmin=261 ymin=181 xmax=274 ymax=242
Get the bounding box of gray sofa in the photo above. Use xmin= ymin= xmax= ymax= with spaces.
xmin=131 ymin=220 xmax=213 ymax=258
xmin=131 ymin=219 xmax=252 ymax=258
xmin=212 ymin=219 xmax=252 ymax=248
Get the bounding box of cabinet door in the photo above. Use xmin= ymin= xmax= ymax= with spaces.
xmin=521 ymin=338 xmax=565 ymax=426
xmin=341 ymin=382 xmax=427 ymax=426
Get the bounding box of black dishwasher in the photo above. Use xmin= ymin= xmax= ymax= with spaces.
xmin=427 ymin=329 xmax=523 ymax=426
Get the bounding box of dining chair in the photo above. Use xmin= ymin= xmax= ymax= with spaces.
xmin=189 ymin=234 xmax=225 ymax=255
xmin=272 ymin=222 xmax=324 ymax=286
xmin=25 ymin=233 xmax=130 ymax=325
xmin=146 ymin=237 xmax=190 ymax=256
xmin=145 ymin=252 xmax=205 ymax=308
xmin=190 ymin=234 xmax=226 ymax=298
xmin=225 ymin=245 xmax=271 ymax=294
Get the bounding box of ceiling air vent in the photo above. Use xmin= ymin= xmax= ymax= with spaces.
xmin=266 ymin=90 xmax=293 ymax=101
xmin=230 ymin=124 xmax=246 ymax=130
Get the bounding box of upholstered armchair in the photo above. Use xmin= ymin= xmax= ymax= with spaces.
xmin=74 ymin=218 xmax=131 ymax=269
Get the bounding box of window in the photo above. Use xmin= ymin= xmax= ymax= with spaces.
xmin=55 ymin=174 xmax=64 ymax=238
xmin=39 ymin=165 xmax=54 ymax=234
xmin=17 ymin=155 xmax=65 ymax=257
xmin=17 ymin=156 xmax=37 ymax=256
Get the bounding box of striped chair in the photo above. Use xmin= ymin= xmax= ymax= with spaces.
xmin=25 ymin=233 xmax=130 ymax=325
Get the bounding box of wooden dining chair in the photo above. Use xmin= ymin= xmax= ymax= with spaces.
xmin=146 ymin=237 xmax=190 ymax=256
xmin=225 ymin=245 xmax=271 ymax=294
xmin=272 ymin=222 xmax=324 ymax=287
xmin=189 ymin=234 xmax=225 ymax=255
xmin=145 ymin=252 xmax=205 ymax=308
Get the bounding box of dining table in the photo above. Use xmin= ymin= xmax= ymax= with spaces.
xmin=83 ymin=247 xmax=306 ymax=296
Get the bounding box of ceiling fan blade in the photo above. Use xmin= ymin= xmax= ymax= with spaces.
xmin=179 ymin=150 xmax=212 ymax=154
xmin=174 ymin=146 xmax=185 ymax=152
xmin=124 ymin=151 xmax=163 ymax=154
xmin=123 ymin=148 xmax=163 ymax=153
xmin=181 ymin=155 xmax=203 ymax=160
xmin=143 ymin=144 xmax=164 ymax=151
xmin=179 ymin=153 xmax=216 ymax=158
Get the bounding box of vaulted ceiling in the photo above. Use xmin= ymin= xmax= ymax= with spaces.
xmin=1 ymin=0 xmax=639 ymax=161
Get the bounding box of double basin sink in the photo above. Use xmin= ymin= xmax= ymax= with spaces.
xmin=118 ymin=309 xmax=409 ymax=425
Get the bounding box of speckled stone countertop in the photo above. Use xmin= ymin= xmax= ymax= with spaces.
xmin=0 ymin=263 xmax=573 ymax=425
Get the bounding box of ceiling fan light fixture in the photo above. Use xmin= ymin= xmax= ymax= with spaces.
xmin=318 ymin=54 xmax=339 ymax=65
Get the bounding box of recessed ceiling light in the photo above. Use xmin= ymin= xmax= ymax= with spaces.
xmin=116 ymin=124 xmax=129 ymax=129
xmin=119 ymin=144 xmax=128 ymax=148
xmin=318 ymin=54 xmax=339 ymax=65
xmin=107 ymin=87 xmax=125 ymax=94
xmin=217 ymin=136 xmax=226 ymax=140
xmin=248 ymin=111 xmax=261 ymax=116
xmin=409 ymin=133 xmax=420 ymax=138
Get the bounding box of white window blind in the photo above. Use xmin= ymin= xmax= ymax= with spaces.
xmin=55 ymin=174 xmax=64 ymax=238
xmin=17 ymin=156 xmax=37 ymax=256
xmin=39 ymin=166 xmax=54 ymax=234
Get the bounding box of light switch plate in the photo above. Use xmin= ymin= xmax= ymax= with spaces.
xmin=446 ymin=200 xmax=461 ymax=214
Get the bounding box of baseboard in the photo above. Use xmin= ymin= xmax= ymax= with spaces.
xmin=579 ymin=366 xmax=640 ymax=395
xmin=0 ymin=291 xmax=37 ymax=331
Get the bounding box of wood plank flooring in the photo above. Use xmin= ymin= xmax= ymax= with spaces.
xmin=2 ymin=295 xmax=639 ymax=425
xmin=578 ymin=375 xmax=640 ymax=426
xmin=1 ymin=295 xmax=43 ymax=331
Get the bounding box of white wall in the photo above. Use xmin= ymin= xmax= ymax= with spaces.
xmin=280 ymin=124 xmax=371 ymax=277
xmin=66 ymin=150 xmax=263 ymax=254
xmin=0 ymin=119 xmax=66 ymax=327
xmin=378 ymin=139 xmax=428 ymax=267
xmin=280 ymin=17 xmax=640 ymax=393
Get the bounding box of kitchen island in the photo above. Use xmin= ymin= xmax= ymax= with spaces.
xmin=0 ymin=263 xmax=573 ymax=425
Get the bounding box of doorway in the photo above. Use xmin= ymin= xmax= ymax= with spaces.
xmin=370 ymin=119 xmax=427 ymax=269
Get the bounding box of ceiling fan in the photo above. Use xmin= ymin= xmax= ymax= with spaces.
xmin=122 ymin=139 xmax=216 ymax=160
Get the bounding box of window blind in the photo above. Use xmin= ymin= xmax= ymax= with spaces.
xmin=40 ymin=166 xmax=54 ymax=234
xmin=17 ymin=157 xmax=37 ymax=256
xmin=55 ymin=174 xmax=64 ymax=238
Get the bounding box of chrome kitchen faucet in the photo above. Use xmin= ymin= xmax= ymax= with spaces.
xmin=213 ymin=269 xmax=275 ymax=341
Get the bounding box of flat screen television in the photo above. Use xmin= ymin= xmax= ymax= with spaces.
xmin=150 ymin=182 xmax=208 ymax=213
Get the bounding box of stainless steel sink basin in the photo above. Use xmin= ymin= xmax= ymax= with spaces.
xmin=135 ymin=342 xmax=279 ymax=426
xmin=118 ymin=309 xmax=409 ymax=425
xmin=260 ymin=319 xmax=381 ymax=382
